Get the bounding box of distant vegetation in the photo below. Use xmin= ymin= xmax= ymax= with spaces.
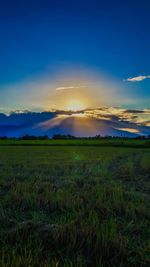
xmin=0 ymin=134 xmax=150 ymax=140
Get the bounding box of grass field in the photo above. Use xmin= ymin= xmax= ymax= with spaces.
xmin=0 ymin=138 xmax=150 ymax=147
xmin=1 ymin=142 xmax=150 ymax=266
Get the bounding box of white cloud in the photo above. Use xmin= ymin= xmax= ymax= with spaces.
xmin=126 ymin=75 xmax=150 ymax=82
xmin=56 ymin=86 xmax=85 ymax=91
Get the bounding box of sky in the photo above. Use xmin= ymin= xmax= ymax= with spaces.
xmin=0 ymin=0 xmax=149 ymax=113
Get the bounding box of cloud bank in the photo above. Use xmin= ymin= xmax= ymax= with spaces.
xmin=0 ymin=107 xmax=150 ymax=137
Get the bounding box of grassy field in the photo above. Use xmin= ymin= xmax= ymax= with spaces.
xmin=1 ymin=142 xmax=150 ymax=266
xmin=0 ymin=138 xmax=150 ymax=147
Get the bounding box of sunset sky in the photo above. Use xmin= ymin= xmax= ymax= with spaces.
xmin=0 ymin=0 xmax=150 ymax=137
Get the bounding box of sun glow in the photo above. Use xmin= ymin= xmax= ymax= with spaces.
xmin=66 ymin=100 xmax=86 ymax=112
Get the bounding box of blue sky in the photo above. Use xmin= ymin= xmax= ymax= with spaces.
xmin=0 ymin=0 xmax=149 ymax=111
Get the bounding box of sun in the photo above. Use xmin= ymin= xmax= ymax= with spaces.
xmin=66 ymin=99 xmax=86 ymax=112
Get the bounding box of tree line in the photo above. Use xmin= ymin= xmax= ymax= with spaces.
xmin=0 ymin=134 xmax=150 ymax=140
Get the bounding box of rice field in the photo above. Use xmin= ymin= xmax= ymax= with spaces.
xmin=0 ymin=143 xmax=150 ymax=266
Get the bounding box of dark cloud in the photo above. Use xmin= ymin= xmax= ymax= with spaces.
xmin=123 ymin=110 xmax=146 ymax=114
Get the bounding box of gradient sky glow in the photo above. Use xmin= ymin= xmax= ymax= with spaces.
xmin=0 ymin=0 xmax=149 ymax=112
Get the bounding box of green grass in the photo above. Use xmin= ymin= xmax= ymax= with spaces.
xmin=0 ymin=138 xmax=150 ymax=148
xmin=0 ymin=144 xmax=150 ymax=266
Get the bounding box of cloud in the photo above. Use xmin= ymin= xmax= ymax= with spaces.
xmin=126 ymin=75 xmax=150 ymax=82
xmin=56 ymin=86 xmax=85 ymax=91
xmin=116 ymin=128 xmax=140 ymax=134
xmin=84 ymin=107 xmax=150 ymax=125
xmin=1 ymin=107 xmax=150 ymax=137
